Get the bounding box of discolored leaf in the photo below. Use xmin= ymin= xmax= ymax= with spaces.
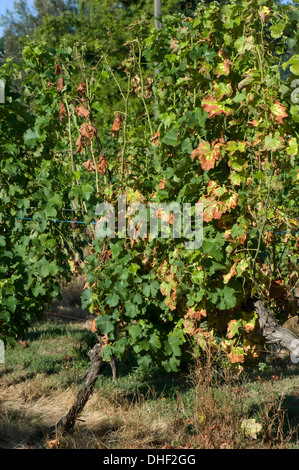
xmin=55 ymin=60 xmax=63 ymax=75
xmin=83 ymin=155 xmax=108 ymax=174
xmin=286 ymin=137 xmax=298 ymax=156
xmin=59 ymin=101 xmax=67 ymax=122
xmin=213 ymin=81 xmax=233 ymax=100
xmin=57 ymin=77 xmax=65 ymax=92
xmin=228 ymin=347 xmax=245 ymax=364
xmin=76 ymin=82 xmax=87 ymax=95
xmin=241 ymin=419 xmax=262 ymax=439
xmin=270 ymin=101 xmax=288 ymax=124
xmin=158 ymin=178 xmax=166 ymax=189
xmin=76 ymin=123 xmax=96 ymax=152
xmin=191 ymin=139 xmax=224 ymax=171
xmin=264 ymin=132 xmax=284 ymax=151
xmin=199 ymin=182 xmax=239 ymax=222
xmin=202 ymin=94 xmax=233 ymax=118
xmin=227 ymin=319 xmax=240 ymax=339
xmin=150 ymin=131 xmax=159 ymax=147
xmin=110 ymin=113 xmax=123 ymax=136
xmin=215 ymin=60 xmax=232 ymax=77
xmin=75 ymin=105 xmax=90 ymax=119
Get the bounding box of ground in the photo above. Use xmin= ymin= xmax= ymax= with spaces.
xmin=0 ymin=277 xmax=298 ymax=449
xmin=0 ymin=309 xmax=298 ymax=449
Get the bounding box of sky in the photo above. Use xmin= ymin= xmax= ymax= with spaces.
xmin=0 ymin=0 xmax=35 ymax=37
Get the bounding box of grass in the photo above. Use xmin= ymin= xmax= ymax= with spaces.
xmin=0 ymin=316 xmax=298 ymax=449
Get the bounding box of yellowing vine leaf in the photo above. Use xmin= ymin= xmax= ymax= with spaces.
xmin=160 ymin=277 xmax=177 ymax=310
xmin=191 ymin=139 xmax=224 ymax=171
xmin=225 ymin=141 xmax=247 ymax=154
xmin=270 ymin=101 xmax=288 ymax=124
xmin=264 ymin=132 xmax=284 ymax=151
xmin=258 ymin=6 xmax=270 ymax=23
xmin=201 ymin=95 xmax=233 ymax=118
xmin=213 ymin=81 xmax=233 ymax=99
xmin=215 ymin=59 xmax=233 ymax=77
xmin=223 ymin=258 xmax=241 ymax=284
xmin=227 ymin=347 xmax=245 ymax=363
xmin=286 ymin=137 xmax=298 ymax=156
xmin=241 ymin=419 xmax=262 ymax=439
xmin=199 ymin=182 xmax=239 ymax=222
xmin=235 ymin=36 xmax=255 ymax=54
xmin=227 ymin=319 xmax=240 ymax=339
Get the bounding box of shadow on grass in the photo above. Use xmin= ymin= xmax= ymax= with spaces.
xmin=0 ymin=404 xmax=51 ymax=449
xmin=282 ymin=392 xmax=299 ymax=429
xmin=245 ymin=389 xmax=299 ymax=446
xmin=96 ymin=351 xmax=195 ymax=404
xmin=21 ymin=319 xmax=194 ymax=396
xmin=27 ymin=321 xmax=94 ymax=342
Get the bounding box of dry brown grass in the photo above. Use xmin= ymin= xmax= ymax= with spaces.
xmin=0 ymin=317 xmax=298 ymax=450
xmin=0 ymin=382 xmax=187 ymax=449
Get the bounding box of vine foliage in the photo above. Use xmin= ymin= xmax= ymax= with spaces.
xmin=0 ymin=0 xmax=298 ymax=373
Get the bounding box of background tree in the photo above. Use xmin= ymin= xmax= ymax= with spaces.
xmin=0 ymin=0 xmax=76 ymax=62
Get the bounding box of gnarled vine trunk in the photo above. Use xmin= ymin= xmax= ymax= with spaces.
xmin=47 ymin=332 xmax=104 ymax=435
xmin=254 ymin=300 xmax=299 ymax=359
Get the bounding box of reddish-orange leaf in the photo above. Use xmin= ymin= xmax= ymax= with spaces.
xmin=151 ymin=131 xmax=160 ymax=147
xmin=187 ymin=308 xmax=207 ymax=322
xmin=76 ymin=135 xmax=84 ymax=153
xmin=76 ymin=123 xmax=95 ymax=153
xmin=82 ymin=158 xmax=94 ymax=171
xmin=199 ymin=182 xmax=238 ymax=222
xmin=227 ymin=320 xmax=239 ymax=339
xmin=55 ymin=61 xmax=62 ymax=75
xmin=91 ymin=319 xmax=97 ymax=333
xmin=75 ymin=105 xmax=90 ymax=119
xmin=57 ymin=77 xmax=64 ymax=92
xmin=191 ymin=140 xmax=223 ymax=171
xmin=59 ymin=101 xmax=67 ymax=122
xmin=76 ymin=82 xmax=87 ymax=95
xmin=110 ymin=113 xmax=123 ymax=136
xmin=158 ymin=178 xmax=166 ymax=189
xmin=271 ymin=375 xmax=280 ymax=381
xmin=244 ymin=323 xmax=255 ymax=333
xmin=82 ymin=155 xmax=107 ymax=174
xmin=248 ymin=119 xmax=258 ymax=127
xmin=223 ymin=263 xmax=237 ymax=284
xmin=97 ymin=155 xmax=108 ymax=175
xmin=79 ymin=122 xmax=95 ymax=140
xmin=215 ymin=61 xmax=231 ymax=77
xmin=227 ymin=350 xmax=245 ymax=364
